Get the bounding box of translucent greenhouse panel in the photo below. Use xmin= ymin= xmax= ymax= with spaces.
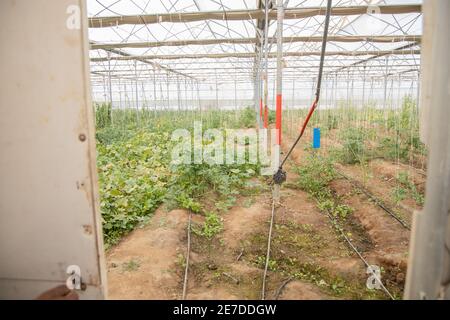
xmin=0 ymin=0 xmax=106 ymax=299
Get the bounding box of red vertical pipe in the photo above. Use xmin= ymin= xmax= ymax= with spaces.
xmin=264 ymin=105 xmax=268 ymax=128
xmin=276 ymin=94 xmax=282 ymax=145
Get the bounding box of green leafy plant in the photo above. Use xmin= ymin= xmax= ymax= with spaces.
xmin=97 ymin=130 xmax=172 ymax=247
xmin=394 ymin=171 xmax=424 ymax=206
xmin=122 ymin=259 xmax=140 ymax=272
xmin=339 ymin=128 xmax=367 ymax=164
xmin=294 ymin=153 xmax=336 ymax=200
xmin=94 ymin=102 xmax=112 ymax=129
xmin=193 ymin=211 xmax=223 ymax=239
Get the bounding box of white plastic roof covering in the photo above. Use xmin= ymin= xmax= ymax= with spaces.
xmin=88 ymin=0 xmax=422 ymax=83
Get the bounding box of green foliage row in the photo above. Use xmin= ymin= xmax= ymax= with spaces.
xmin=95 ymin=109 xmax=262 ymax=247
xmin=294 ymin=152 xmax=337 ymax=200
xmin=96 ymin=130 xmax=172 ymax=247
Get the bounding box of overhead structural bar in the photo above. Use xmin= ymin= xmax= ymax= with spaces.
xmin=90 ymin=35 xmax=421 ymax=50
xmin=332 ymin=42 xmax=419 ymax=73
xmin=91 ymin=49 xmax=421 ymax=62
xmin=90 ymin=41 xmax=196 ymax=80
xmin=91 ymin=66 xmax=420 ymax=73
xmin=88 ymin=4 xmax=422 ymax=28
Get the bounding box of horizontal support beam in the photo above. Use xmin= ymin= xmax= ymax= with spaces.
xmin=90 ymin=35 xmax=421 ymax=50
xmin=91 ymin=42 xmax=195 ymax=79
xmin=91 ymin=49 xmax=421 ymax=62
xmin=88 ymin=4 xmax=422 ymax=28
xmin=90 ymin=65 xmax=420 ymax=73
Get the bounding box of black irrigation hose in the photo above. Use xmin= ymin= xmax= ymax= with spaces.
xmin=261 ymin=196 xmax=276 ymax=300
xmin=335 ymin=170 xmax=411 ymax=230
xmin=322 ymin=209 xmax=395 ymax=300
xmin=182 ymin=212 xmax=192 ymax=300
xmin=279 ymin=0 xmax=332 ymax=169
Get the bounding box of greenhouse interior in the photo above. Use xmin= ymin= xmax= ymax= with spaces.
xmin=1 ymin=0 xmax=449 ymax=303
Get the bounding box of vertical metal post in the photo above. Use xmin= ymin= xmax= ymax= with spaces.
xmin=389 ymin=76 xmax=394 ymax=110
xmin=166 ymin=72 xmax=170 ymax=110
xmin=123 ymin=82 xmax=127 ymax=109
xmin=190 ymin=79 xmax=194 ymax=112
xmin=134 ymin=61 xmax=139 ymax=124
xmin=362 ymin=65 xmax=366 ymax=107
xmin=262 ymin=0 xmax=270 ymax=129
xmin=141 ymin=82 xmax=147 ymax=111
xmin=118 ymin=77 xmax=122 ymax=110
xmin=275 ymin=0 xmax=283 ymax=145
xmin=197 ymin=80 xmax=201 ymax=112
xmin=254 ymin=63 xmax=261 ymax=126
xmin=215 ymin=69 xmax=219 ymax=109
xmin=405 ymin=0 xmax=450 ymax=299
xmin=134 ymin=61 xmax=138 ymax=110
xmin=334 ymin=73 xmax=338 ymax=109
xmin=383 ymin=57 xmax=389 ymax=109
xmin=159 ymin=79 xmax=163 ymax=111
xmin=107 ymin=52 xmax=113 ymax=107
xmin=234 ymin=76 xmax=237 ymax=111
xmin=184 ymin=77 xmax=188 ymax=112
xmin=273 ymin=0 xmax=284 ymax=203
xmin=397 ymin=74 xmax=402 ymax=109
xmin=102 ymin=75 xmax=107 ymax=103
xmin=415 ymin=71 xmax=420 ymax=122
xmin=106 ymin=54 xmax=114 ymax=126
xmin=292 ymin=79 xmax=295 ymax=109
xmin=153 ymin=67 xmax=157 ymax=113
xmin=346 ymin=71 xmax=350 ymax=108
xmin=177 ymin=75 xmax=181 ymax=111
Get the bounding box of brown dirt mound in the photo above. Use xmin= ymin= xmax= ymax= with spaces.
xmin=277 ymin=281 xmax=330 ymax=300
xmin=222 ymin=199 xmax=272 ymax=249
xmin=330 ymin=179 xmax=410 ymax=271
xmin=106 ymin=209 xmax=189 ymax=299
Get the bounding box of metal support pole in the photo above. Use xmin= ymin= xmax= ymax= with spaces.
xmin=177 ymin=75 xmax=181 ymax=111
xmin=262 ymin=0 xmax=270 ymax=129
xmin=415 ymin=71 xmax=420 ymax=123
xmin=153 ymin=67 xmax=157 ymax=113
xmin=118 ymin=77 xmax=122 ymax=110
xmin=184 ymin=77 xmax=188 ymax=112
xmin=234 ymin=76 xmax=238 ymax=111
xmin=159 ymin=80 xmax=163 ymax=111
xmin=197 ymin=80 xmax=201 ymax=112
xmin=102 ymin=75 xmax=107 ymax=103
xmin=405 ymin=0 xmax=450 ymax=299
xmin=292 ymin=79 xmax=295 ymax=109
xmin=134 ymin=61 xmax=139 ymax=124
xmin=123 ymin=82 xmax=127 ymax=109
xmin=134 ymin=61 xmax=138 ymax=110
xmin=215 ymin=69 xmax=219 ymax=109
xmin=397 ymin=74 xmax=402 ymax=109
xmin=334 ymin=73 xmax=338 ymax=109
xmin=383 ymin=57 xmax=389 ymax=109
xmin=166 ymin=72 xmax=170 ymax=110
xmin=273 ymin=0 xmax=284 ymax=202
xmin=254 ymin=71 xmax=260 ymax=125
xmin=107 ymin=52 xmax=113 ymax=107
xmin=141 ymin=82 xmax=147 ymax=111
xmin=362 ymin=65 xmax=366 ymax=107
xmin=346 ymin=71 xmax=350 ymax=108
xmin=191 ymin=79 xmax=194 ymax=112
xmin=275 ymin=0 xmax=283 ymax=145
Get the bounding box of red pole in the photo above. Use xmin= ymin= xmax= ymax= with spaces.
xmin=264 ymin=105 xmax=268 ymax=128
xmin=276 ymin=94 xmax=282 ymax=144
xmin=275 ymin=0 xmax=284 ymax=145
